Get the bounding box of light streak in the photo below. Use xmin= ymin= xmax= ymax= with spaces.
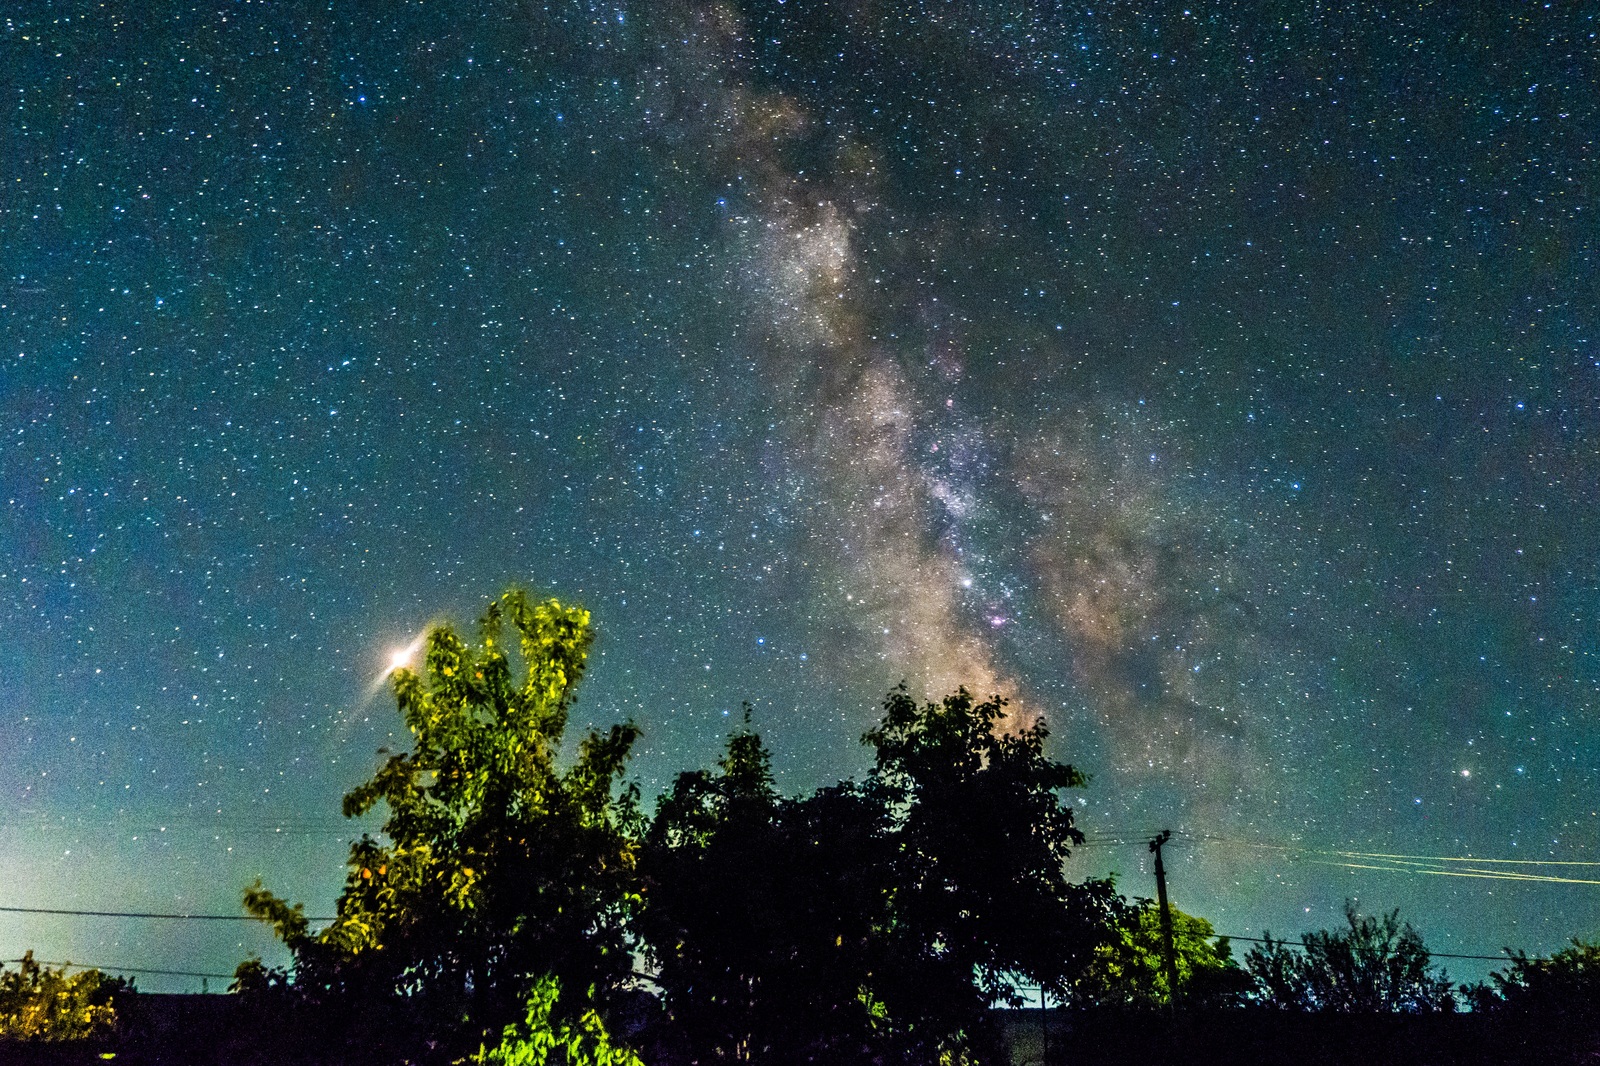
xmin=1306 ymin=858 xmax=1600 ymax=887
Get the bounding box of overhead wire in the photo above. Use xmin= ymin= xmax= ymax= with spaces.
xmin=5 ymin=957 xmax=236 ymax=980
xmin=0 ymin=905 xmax=336 ymax=922
xmin=1335 ymin=850 xmax=1600 ymax=867
xmin=1303 ymin=857 xmax=1600 ymax=887
xmin=1065 ymin=829 xmax=1576 ymax=959
xmin=1198 ymin=833 xmax=1600 ymax=865
xmin=0 ymin=821 xmax=367 ymax=837
xmin=0 ymin=828 xmax=1579 ymax=981
xmin=1206 ymin=933 xmax=1523 ymax=963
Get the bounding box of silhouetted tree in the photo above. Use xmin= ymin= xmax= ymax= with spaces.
xmin=639 ymin=708 xmax=892 ymax=1064
xmin=862 ymin=685 xmax=1122 ymax=1061
xmin=240 ymin=588 xmax=644 ymax=1063
xmin=1467 ymin=936 xmax=1600 ymax=1023
xmin=642 ymin=688 xmax=1119 ymax=1064
xmin=1245 ymin=901 xmax=1455 ymax=1012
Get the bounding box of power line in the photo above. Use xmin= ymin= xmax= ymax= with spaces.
xmin=1209 ymin=933 xmax=1522 ymax=963
xmin=7 ymin=936 xmax=1523 ymax=993
xmin=0 ymin=908 xmax=1532 ymax=964
xmin=1070 ymin=832 xmax=1556 ymax=961
xmin=1341 ymin=850 xmax=1600 ymax=867
xmin=1078 ymin=837 xmax=1157 ymax=847
xmin=2 ymin=829 xmax=1576 ymax=975
xmin=0 ymin=811 xmax=378 ymax=838
xmin=1305 ymin=857 xmax=1600 ymax=887
xmin=6 ymin=957 xmax=235 ymax=980
xmin=0 ymin=905 xmax=336 ymax=922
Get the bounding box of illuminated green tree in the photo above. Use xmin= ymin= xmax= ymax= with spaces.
xmin=1074 ymin=903 xmax=1247 ymax=1006
xmin=241 ymin=588 xmax=644 ymax=1061
xmin=475 ymin=974 xmax=644 ymax=1066
xmin=0 ymin=952 xmax=128 ymax=1041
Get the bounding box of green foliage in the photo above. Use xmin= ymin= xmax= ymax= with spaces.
xmin=1245 ymin=901 xmax=1456 ymax=1012
xmin=1075 ymin=903 xmax=1246 ymax=1007
xmin=242 ymin=588 xmax=644 ymax=1060
xmin=475 ymin=975 xmax=644 ymax=1066
xmin=0 ymin=952 xmax=128 ymax=1041
xmin=1468 ymin=936 xmax=1600 ymax=1019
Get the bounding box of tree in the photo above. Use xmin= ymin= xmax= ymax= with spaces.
xmin=641 ymin=688 xmax=1120 ymax=1064
xmin=1074 ymin=903 xmax=1249 ymax=1007
xmin=241 ymin=588 xmax=644 ymax=1062
xmin=862 ymin=686 xmax=1123 ymax=1061
xmin=1244 ymin=901 xmax=1455 ymax=1012
xmin=475 ymin=975 xmax=644 ymax=1066
xmin=639 ymin=708 xmax=892 ymax=1064
xmin=0 ymin=952 xmax=128 ymax=1041
xmin=1468 ymin=936 xmax=1600 ymax=1022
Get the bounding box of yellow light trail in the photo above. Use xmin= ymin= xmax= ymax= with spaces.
xmin=1305 ymin=858 xmax=1600 ymax=886
xmin=1329 ymin=849 xmax=1600 ymax=867
xmin=1197 ymin=835 xmax=1600 ymax=881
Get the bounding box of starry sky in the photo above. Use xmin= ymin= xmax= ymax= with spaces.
xmin=3 ymin=0 xmax=1598 ymax=991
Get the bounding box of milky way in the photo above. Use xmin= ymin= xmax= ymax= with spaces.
xmin=3 ymin=1 xmax=1598 ymax=986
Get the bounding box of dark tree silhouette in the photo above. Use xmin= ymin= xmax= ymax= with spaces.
xmin=1468 ymin=936 xmax=1600 ymax=1022
xmin=641 ymin=688 xmax=1119 ymax=1064
xmin=1245 ymin=901 xmax=1455 ymax=1013
xmin=640 ymin=708 xmax=892 ymax=1064
xmin=861 ymin=685 xmax=1122 ymax=1062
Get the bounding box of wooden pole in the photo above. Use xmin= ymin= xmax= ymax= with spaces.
xmin=1150 ymin=830 xmax=1180 ymax=1003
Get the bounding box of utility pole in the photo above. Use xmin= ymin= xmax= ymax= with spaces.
xmin=1150 ymin=830 xmax=1180 ymax=1003
xmin=1039 ymin=984 xmax=1048 ymax=1064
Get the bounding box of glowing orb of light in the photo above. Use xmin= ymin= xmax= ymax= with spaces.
xmin=386 ymin=635 xmax=427 ymax=674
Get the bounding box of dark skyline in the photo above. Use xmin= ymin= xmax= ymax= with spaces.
xmin=2 ymin=0 xmax=1597 ymax=989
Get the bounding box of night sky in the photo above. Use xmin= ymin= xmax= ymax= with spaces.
xmin=3 ymin=1 xmax=1597 ymax=991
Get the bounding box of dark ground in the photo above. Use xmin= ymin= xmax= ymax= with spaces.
xmin=1000 ymin=1007 xmax=1600 ymax=1066
xmin=5 ymin=997 xmax=1599 ymax=1065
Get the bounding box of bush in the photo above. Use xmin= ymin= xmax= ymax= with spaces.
xmin=0 ymin=952 xmax=129 ymax=1041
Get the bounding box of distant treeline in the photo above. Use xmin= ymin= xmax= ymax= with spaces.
xmin=4 ymin=587 xmax=1598 ymax=1065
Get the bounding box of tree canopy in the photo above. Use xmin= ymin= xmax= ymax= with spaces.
xmin=227 ymin=588 xmax=1536 ymax=1064
xmin=638 ymin=686 xmax=1121 ymax=1064
xmin=1074 ymin=903 xmax=1247 ymax=1007
xmin=0 ymin=953 xmax=128 ymax=1042
xmin=1468 ymin=936 xmax=1600 ymax=1022
xmin=640 ymin=708 xmax=892 ymax=1063
xmin=861 ymin=685 xmax=1122 ymax=1057
xmin=1244 ymin=901 xmax=1456 ymax=1013
xmin=240 ymin=589 xmax=643 ymax=1062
